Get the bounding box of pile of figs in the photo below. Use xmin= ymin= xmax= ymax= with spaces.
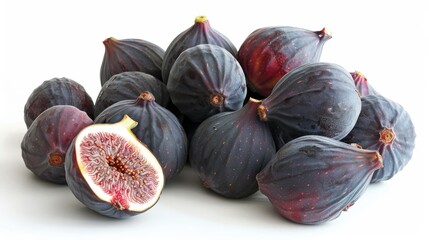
xmin=21 ymin=16 xmax=416 ymax=223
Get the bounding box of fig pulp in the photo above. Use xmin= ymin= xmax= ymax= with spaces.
xmin=95 ymin=91 xmax=187 ymax=181
xmin=189 ymin=98 xmax=276 ymax=198
xmin=162 ymin=15 xmax=237 ymax=83
xmin=342 ymin=94 xmax=416 ymax=183
xmin=351 ymin=71 xmax=379 ymax=96
xmin=21 ymin=105 xmax=93 ymax=184
xmin=65 ymin=115 xmax=164 ymax=218
xmin=94 ymin=71 xmax=169 ymax=117
xmin=167 ymin=44 xmax=247 ymax=123
xmin=24 ymin=77 xmax=94 ymax=128
xmin=238 ymin=26 xmax=331 ymax=97
xmin=100 ymin=37 xmax=164 ymax=85
xmin=258 ymin=62 xmax=361 ymax=149
xmin=257 ymin=135 xmax=382 ymax=224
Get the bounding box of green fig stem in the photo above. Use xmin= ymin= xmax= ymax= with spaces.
xmin=195 ymin=15 xmax=208 ymax=23
xmin=117 ymin=115 xmax=138 ymax=130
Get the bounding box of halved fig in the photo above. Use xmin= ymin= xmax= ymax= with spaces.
xmin=65 ymin=115 xmax=164 ymax=218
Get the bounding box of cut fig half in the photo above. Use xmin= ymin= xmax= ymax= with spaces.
xmin=65 ymin=115 xmax=164 ymax=218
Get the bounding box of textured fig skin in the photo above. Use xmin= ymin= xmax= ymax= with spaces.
xmin=162 ymin=16 xmax=237 ymax=84
xmin=21 ymin=105 xmax=93 ymax=184
xmin=94 ymin=71 xmax=169 ymax=117
xmin=259 ymin=62 xmax=361 ymax=149
xmin=342 ymin=95 xmax=416 ymax=183
xmin=24 ymin=77 xmax=94 ymax=128
xmin=256 ymin=135 xmax=382 ymax=224
xmin=95 ymin=92 xmax=187 ymax=181
xmin=238 ymin=26 xmax=331 ymax=97
xmin=350 ymin=71 xmax=380 ymax=96
xmin=189 ymin=99 xmax=276 ymax=198
xmin=167 ymin=44 xmax=247 ymax=123
xmin=65 ymin=142 xmax=141 ymax=219
xmin=100 ymin=37 xmax=164 ymax=86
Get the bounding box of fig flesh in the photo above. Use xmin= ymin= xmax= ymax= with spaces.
xmin=342 ymin=94 xmax=415 ymax=183
xmin=24 ymin=77 xmax=94 ymax=128
xmin=100 ymin=37 xmax=164 ymax=85
xmin=257 ymin=135 xmax=382 ymax=224
xmin=21 ymin=105 xmax=93 ymax=184
xmin=65 ymin=115 xmax=164 ymax=218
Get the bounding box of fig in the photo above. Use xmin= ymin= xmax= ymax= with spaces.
xmin=257 ymin=135 xmax=383 ymax=224
xmin=94 ymin=71 xmax=169 ymax=117
xmin=189 ymin=98 xmax=276 ymax=198
xmin=258 ymin=62 xmax=361 ymax=148
xmin=238 ymin=26 xmax=331 ymax=97
xmin=162 ymin=15 xmax=237 ymax=84
xmin=95 ymin=91 xmax=187 ymax=181
xmin=351 ymin=71 xmax=380 ymax=96
xmin=24 ymin=77 xmax=94 ymax=128
xmin=100 ymin=37 xmax=164 ymax=86
xmin=21 ymin=105 xmax=93 ymax=184
xmin=167 ymin=44 xmax=247 ymax=123
xmin=65 ymin=115 xmax=164 ymax=219
xmin=342 ymin=94 xmax=416 ymax=183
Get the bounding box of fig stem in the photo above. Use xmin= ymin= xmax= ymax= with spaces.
xmin=195 ymin=15 xmax=208 ymax=23
xmin=257 ymin=105 xmax=268 ymax=122
xmin=117 ymin=115 xmax=138 ymax=130
xmin=139 ymin=91 xmax=155 ymax=101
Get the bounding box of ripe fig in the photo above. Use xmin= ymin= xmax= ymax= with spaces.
xmin=95 ymin=91 xmax=187 ymax=181
xmin=238 ymin=26 xmax=331 ymax=97
xmin=21 ymin=105 xmax=93 ymax=184
xmin=342 ymin=94 xmax=416 ymax=183
xmin=351 ymin=71 xmax=380 ymax=96
xmin=162 ymin=15 xmax=237 ymax=83
xmin=189 ymin=98 xmax=276 ymax=198
xmin=94 ymin=71 xmax=169 ymax=117
xmin=24 ymin=77 xmax=94 ymax=128
xmin=257 ymin=135 xmax=383 ymax=224
xmin=258 ymin=62 xmax=361 ymax=148
xmin=65 ymin=115 xmax=164 ymax=219
xmin=100 ymin=37 xmax=164 ymax=85
xmin=167 ymin=44 xmax=247 ymax=123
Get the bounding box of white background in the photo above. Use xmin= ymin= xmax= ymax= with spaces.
xmin=1 ymin=0 xmax=428 ymax=239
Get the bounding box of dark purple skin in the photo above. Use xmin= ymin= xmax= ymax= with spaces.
xmin=24 ymin=77 xmax=94 ymax=128
xmin=94 ymin=92 xmax=187 ymax=181
xmin=161 ymin=16 xmax=237 ymax=84
xmin=258 ymin=62 xmax=361 ymax=149
xmin=21 ymin=105 xmax=93 ymax=184
xmin=94 ymin=71 xmax=169 ymax=117
xmin=167 ymin=44 xmax=247 ymax=123
xmin=350 ymin=71 xmax=380 ymax=96
xmin=100 ymin=37 xmax=165 ymax=86
xmin=189 ymin=99 xmax=276 ymax=198
xmin=257 ymin=135 xmax=382 ymax=224
xmin=238 ymin=26 xmax=331 ymax=97
xmin=342 ymin=95 xmax=416 ymax=183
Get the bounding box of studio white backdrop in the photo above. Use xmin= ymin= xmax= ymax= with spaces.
xmin=1 ymin=0 xmax=428 ymax=239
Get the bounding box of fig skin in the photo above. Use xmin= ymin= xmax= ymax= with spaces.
xmin=189 ymin=98 xmax=276 ymax=198
xmin=167 ymin=44 xmax=247 ymax=123
xmin=100 ymin=37 xmax=165 ymax=86
xmin=257 ymin=135 xmax=383 ymax=224
xmin=258 ymin=62 xmax=361 ymax=149
xmin=65 ymin=116 xmax=164 ymax=219
xmin=238 ymin=26 xmax=331 ymax=97
xmin=162 ymin=15 xmax=237 ymax=84
xmin=24 ymin=77 xmax=94 ymax=128
xmin=350 ymin=71 xmax=380 ymax=96
xmin=94 ymin=71 xmax=169 ymax=117
xmin=21 ymin=105 xmax=93 ymax=184
xmin=95 ymin=92 xmax=188 ymax=181
xmin=342 ymin=94 xmax=416 ymax=183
